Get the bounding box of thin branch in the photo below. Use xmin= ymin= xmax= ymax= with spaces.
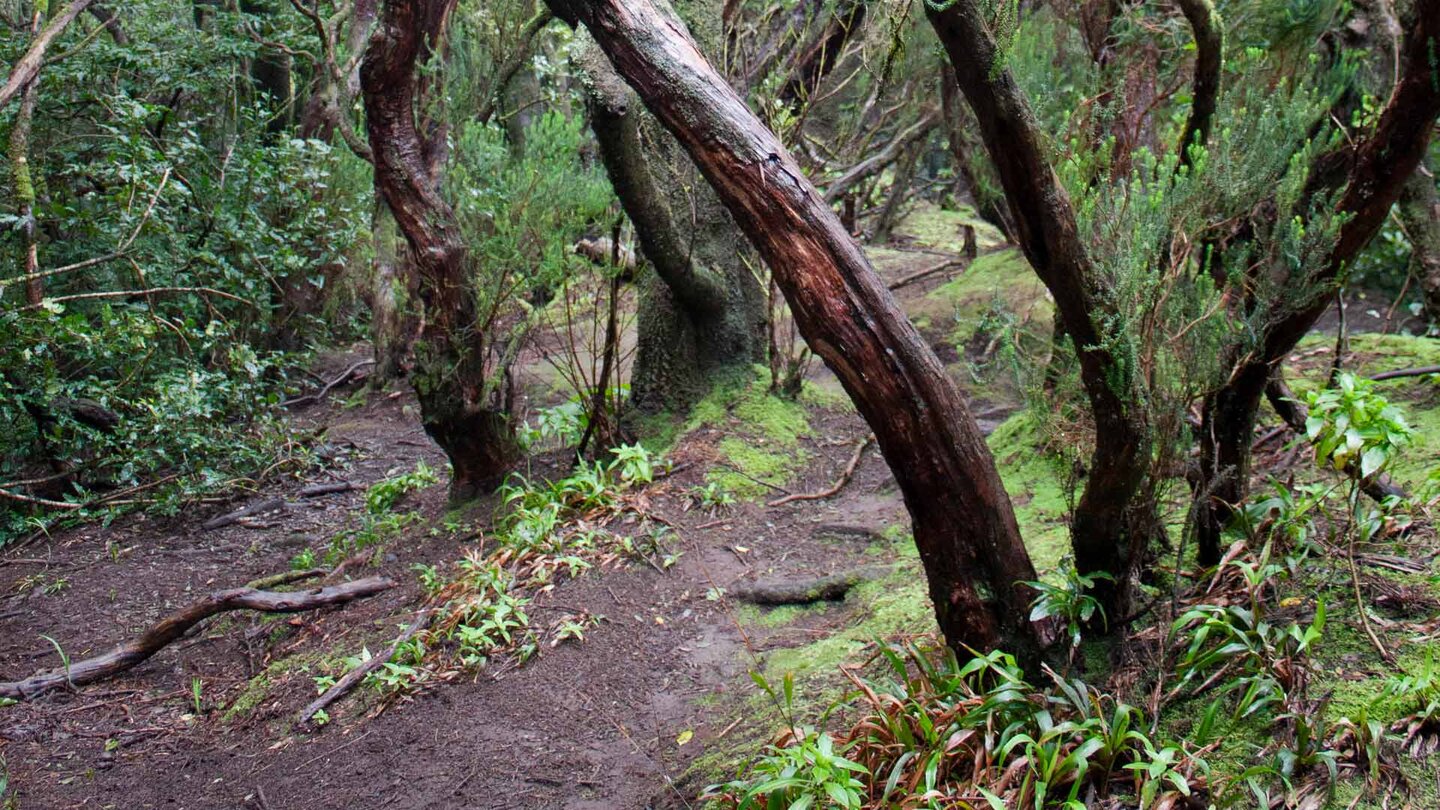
xmin=0 ymin=0 xmax=96 ymax=110
xmin=17 ymin=287 xmax=257 ymax=312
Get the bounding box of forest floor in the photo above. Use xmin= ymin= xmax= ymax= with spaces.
xmin=3 ymin=206 xmax=1439 ymax=809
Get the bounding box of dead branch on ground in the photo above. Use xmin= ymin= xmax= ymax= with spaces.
xmin=0 ymin=577 xmax=394 ymax=699
xmin=767 ymin=435 xmax=873 ymax=507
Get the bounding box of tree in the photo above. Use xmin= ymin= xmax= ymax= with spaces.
xmin=927 ymin=0 xmax=1157 ymax=617
xmin=545 ymin=0 xmax=1041 ymax=659
xmin=361 ymin=0 xmax=522 ymax=499
xmin=1192 ymin=1 xmax=1440 ymax=563
xmin=579 ymin=3 xmax=767 ymax=414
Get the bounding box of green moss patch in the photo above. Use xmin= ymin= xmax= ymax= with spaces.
xmin=890 ymin=202 xmax=1008 ymax=253
xmin=986 ymin=411 xmax=1074 ymax=573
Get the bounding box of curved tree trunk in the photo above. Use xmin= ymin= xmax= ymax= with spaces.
xmin=547 ymin=0 xmax=1041 ymax=661
xmin=362 ymin=0 xmax=521 ymax=500
xmin=928 ymin=1 xmax=1154 ymax=620
xmin=1194 ymin=5 xmax=1440 ymax=563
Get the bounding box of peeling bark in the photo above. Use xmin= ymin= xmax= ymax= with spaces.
xmin=547 ymin=0 xmax=1040 ymax=659
xmin=362 ymin=0 xmax=521 ymax=499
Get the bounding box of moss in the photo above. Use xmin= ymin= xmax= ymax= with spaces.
xmin=735 ymin=601 xmax=832 ymax=629
xmin=890 ymin=202 xmax=1007 ymax=252
xmin=760 ymin=564 xmax=933 ymax=688
xmin=655 ymin=367 xmax=819 ymax=499
xmin=220 ymin=650 xmax=323 ymax=724
xmin=711 ymin=438 xmax=809 ymax=499
xmin=925 ymin=248 xmax=1051 ymax=327
xmin=986 ymin=411 xmax=1073 ymax=573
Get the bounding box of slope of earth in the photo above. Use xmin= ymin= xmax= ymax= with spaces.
xmin=0 ymin=203 xmax=1014 ymax=810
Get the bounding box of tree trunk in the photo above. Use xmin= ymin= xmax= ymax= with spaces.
xmin=578 ymin=18 xmax=766 ymax=414
xmin=870 ymin=141 xmax=919 ymax=244
xmin=362 ymin=0 xmax=521 ymax=500
xmin=1194 ymin=5 xmax=1440 ymax=563
xmin=1175 ymin=0 xmax=1222 ymax=172
xmin=939 ymin=70 xmax=1014 ymax=241
xmin=547 ymin=0 xmax=1041 ymax=661
xmin=369 ymin=198 xmax=416 ymax=383
xmin=11 ymin=7 xmax=44 ymax=307
xmin=775 ymin=0 xmax=866 ymax=113
xmin=1398 ymin=162 xmax=1440 ymax=323
xmin=929 ymin=1 xmax=1154 ymax=619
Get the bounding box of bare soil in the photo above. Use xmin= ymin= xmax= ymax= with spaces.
xmin=0 ymin=246 xmax=988 ymax=810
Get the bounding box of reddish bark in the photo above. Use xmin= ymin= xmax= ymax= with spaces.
xmin=546 ymin=0 xmax=1040 ymax=659
xmin=361 ymin=0 xmax=521 ymax=499
xmin=1195 ymin=5 xmax=1440 ymax=563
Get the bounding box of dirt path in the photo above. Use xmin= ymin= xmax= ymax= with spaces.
xmin=0 ymin=229 xmax=991 ymax=809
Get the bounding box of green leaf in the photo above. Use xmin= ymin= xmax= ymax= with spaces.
xmin=1359 ymin=446 xmax=1386 ymax=479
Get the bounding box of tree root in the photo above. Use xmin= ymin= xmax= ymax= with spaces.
xmin=0 ymin=576 xmax=394 ymax=699
xmin=767 ymin=435 xmax=872 ymax=507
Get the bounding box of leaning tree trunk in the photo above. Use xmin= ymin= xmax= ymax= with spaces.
xmin=1194 ymin=4 xmax=1440 ymax=564
xmin=362 ymin=0 xmax=521 ymax=500
xmin=546 ymin=0 xmax=1041 ymax=661
xmin=928 ymin=1 xmax=1154 ymax=620
xmin=578 ymin=7 xmax=766 ymax=414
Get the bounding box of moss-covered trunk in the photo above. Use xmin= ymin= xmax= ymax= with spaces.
xmin=582 ymin=2 xmax=765 ymax=413
xmin=1399 ymin=161 xmax=1440 ymax=323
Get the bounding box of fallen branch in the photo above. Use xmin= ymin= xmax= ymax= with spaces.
xmin=0 ymin=486 xmax=82 ymax=510
xmin=282 ymin=360 xmax=376 ymax=408
xmin=0 ymin=577 xmax=394 ymax=699
xmin=0 ymin=0 xmax=96 ymax=110
xmin=887 ymin=260 xmax=964 ymax=291
xmin=296 ymin=607 xmax=436 ymax=729
xmin=767 ymin=435 xmax=873 ymax=507
xmin=18 ymin=286 xmax=255 ymax=312
xmin=298 ymin=481 xmax=356 ymax=498
xmin=202 ymin=497 xmax=286 ymax=531
xmin=245 ymin=568 xmax=327 ymax=590
xmin=731 ymin=566 xmax=889 ymax=605
xmin=1371 ymin=364 xmax=1440 ymax=382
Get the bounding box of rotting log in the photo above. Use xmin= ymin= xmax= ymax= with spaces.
xmin=1 ymin=577 xmax=394 ymax=699
xmin=546 ymin=0 xmax=1041 ymax=661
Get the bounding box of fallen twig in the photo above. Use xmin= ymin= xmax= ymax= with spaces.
xmin=887 ymin=260 xmax=964 ymax=291
xmin=0 ymin=577 xmax=394 ymax=699
xmin=767 ymin=435 xmax=873 ymax=507
xmin=1371 ymin=364 xmax=1440 ymax=382
xmin=282 ymin=360 xmax=376 ymax=408
xmin=245 ymin=568 xmax=327 ymax=590
xmin=297 ymin=481 xmax=356 ymax=497
xmin=202 ymin=497 xmax=285 ymax=531
xmin=296 ymin=607 xmax=437 ymax=729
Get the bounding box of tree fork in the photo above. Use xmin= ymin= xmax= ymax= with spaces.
xmin=1194 ymin=3 xmax=1440 ymax=563
xmin=928 ymin=0 xmax=1155 ymax=620
xmin=547 ymin=0 xmax=1041 ymax=660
